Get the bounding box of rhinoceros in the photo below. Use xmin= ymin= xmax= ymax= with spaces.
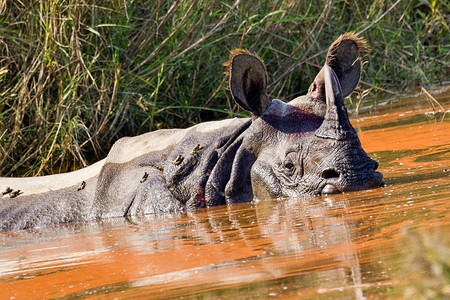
xmin=0 ymin=33 xmax=384 ymax=231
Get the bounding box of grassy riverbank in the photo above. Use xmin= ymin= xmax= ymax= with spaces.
xmin=0 ymin=0 xmax=448 ymax=176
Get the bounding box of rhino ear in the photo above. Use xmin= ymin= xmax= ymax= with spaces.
xmin=226 ymin=49 xmax=270 ymax=116
xmin=326 ymin=33 xmax=368 ymax=97
xmin=308 ymin=33 xmax=369 ymax=99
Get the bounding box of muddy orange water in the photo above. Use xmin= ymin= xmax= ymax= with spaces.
xmin=1 ymin=88 xmax=449 ymax=299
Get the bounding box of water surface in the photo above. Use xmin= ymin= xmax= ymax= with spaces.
xmin=1 ymin=88 xmax=449 ymax=299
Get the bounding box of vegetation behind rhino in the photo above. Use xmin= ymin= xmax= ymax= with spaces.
xmin=0 ymin=33 xmax=384 ymax=231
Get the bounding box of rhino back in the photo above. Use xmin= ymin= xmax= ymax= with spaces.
xmin=94 ymin=118 xmax=252 ymax=216
xmin=0 ymin=175 xmax=98 ymax=231
xmin=0 ymin=159 xmax=105 ymax=197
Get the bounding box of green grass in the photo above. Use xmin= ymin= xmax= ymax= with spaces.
xmin=0 ymin=0 xmax=448 ymax=176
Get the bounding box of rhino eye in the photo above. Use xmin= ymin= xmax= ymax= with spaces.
xmin=284 ymin=161 xmax=294 ymax=171
xmin=282 ymin=148 xmax=301 ymax=176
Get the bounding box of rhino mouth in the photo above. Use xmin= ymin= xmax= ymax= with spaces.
xmin=320 ymin=171 xmax=385 ymax=196
xmin=321 ymin=183 xmax=341 ymax=195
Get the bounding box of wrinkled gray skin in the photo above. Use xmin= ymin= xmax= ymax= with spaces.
xmin=0 ymin=35 xmax=384 ymax=231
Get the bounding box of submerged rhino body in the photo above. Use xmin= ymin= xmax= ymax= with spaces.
xmin=0 ymin=33 xmax=383 ymax=231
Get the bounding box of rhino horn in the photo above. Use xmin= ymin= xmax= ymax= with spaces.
xmin=314 ymin=64 xmax=358 ymax=140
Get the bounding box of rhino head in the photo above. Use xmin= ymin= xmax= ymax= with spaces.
xmin=222 ymin=34 xmax=384 ymax=202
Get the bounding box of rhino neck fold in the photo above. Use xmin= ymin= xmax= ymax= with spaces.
xmin=204 ymin=121 xmax=253 ymax=206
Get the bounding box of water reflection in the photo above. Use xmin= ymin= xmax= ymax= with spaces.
xmin=1 ymin=179 xmax=447 ymax=299
xmin=0 ymin=89 xmax=449 ymax=299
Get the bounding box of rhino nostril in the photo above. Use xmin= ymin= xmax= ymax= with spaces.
xmin=321 ymin=169 xmax=339 ymax=179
